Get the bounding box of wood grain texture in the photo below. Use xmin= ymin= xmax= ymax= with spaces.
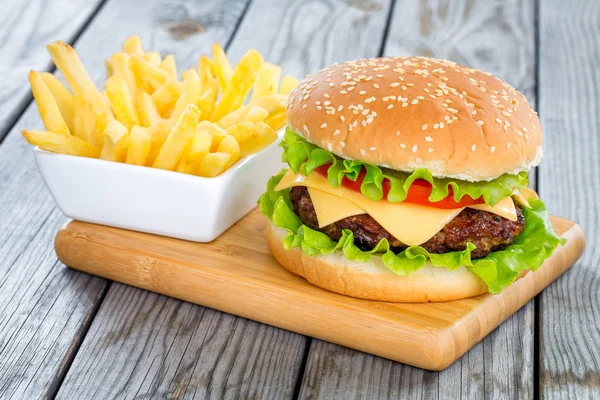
xmin=54 ymin=211 xmax=584 ymax=371
xmin=299 ymin=0 xmax=540 ymax=398
xmin=538 ymin=0 xmax=600 ymax=398
xmin=0 ymin=0 xmax=104 ymax=143
xmin=0 ymin=2 xmax=110 ymax=399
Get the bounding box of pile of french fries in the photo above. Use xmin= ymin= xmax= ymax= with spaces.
xmin=22 ymin=36 xmax=299 ymax=177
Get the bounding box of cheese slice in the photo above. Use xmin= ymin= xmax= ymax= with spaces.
xmin=307 ymin=188 xmax=364 ymax=226
xmin=276 ymin=169 xmax=519 ymax=246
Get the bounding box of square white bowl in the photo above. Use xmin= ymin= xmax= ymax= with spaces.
xmin=33 ymin=131 xmax=285 ymax=242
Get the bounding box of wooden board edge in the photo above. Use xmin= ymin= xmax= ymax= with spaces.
xmin=53 ymin=218 xmax=585 ymax=371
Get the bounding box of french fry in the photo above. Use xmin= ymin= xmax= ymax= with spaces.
xmin=198 ymin=56 xmax=218 ymax=92
xmin=197 ymin=121 xmax=228 ymax=152
xmin=153 ymin=104 xmax=201 ymax=170
xmin=101 ymin=120 xmax=129 ymax=162
xmin=122 ymin=35 xmax=144 ymax=56
xmin=241 ymin=121 xmax=278 ymax=156
xmin=40 ymin=73 xmax=75 ymax=133
xmin=197 ymin=88 xmax=217 ymax=121
xmin=225 ymin=122 xmax=258 ymax=144
xmin=46 ymin=41 xmax=112 ymax=122
xmin=126 ymin=125 xmax=151 ymax=165
xmin=105 ymin=52 xmax=137 ymax=94
xmin=181 ymin=67 xmax=197 ymax=82
xmin=264 ymin=111 xmax=287 ymax=130
xmin=148 ymin=119 xmax=175 ymax=155
xmin=197 ymin=152 xmax=231 ymax=177
xmin=29 ymin=71 xmax=71 ymax=135
xmin=211 ymin=42 xmax=233 ymax=92
xmin=72 ymin=93 xmax=97 ymax=144
xmin=279 ymin=75 xmax=300 ymax=95
xmin=175 ymin=130 xmax=212 ymax=174
xmin=216 ymin=135 xmax=241 ymax=167
xmin=211 ymin=49 xmax=263 ymax=121
xmin=131 ymin=55 xmax=170 ymax=93
xmin=22 ymin=130 xmax=101 ymax=158
xmin=105 ymin=73 xmax=139 ymax=130
xmin=251 ymin=62 xmax=281 ymax=101
xmin=151 ymin=79 xmax=183 ymax=117
xmin=170 ymin=68 xmax=202 ymax=122
xmin=136 ymin=91 xmax=161 ymax=127
xmin=143 ymin=51 xmax=161 ymax=66
xmin=217 ymin=94 xmax=287 ymax=128
xmin=244 ymin=106 xmax=269 ymax=123
xmin=160 ymin=55 xmax=177 ymax=79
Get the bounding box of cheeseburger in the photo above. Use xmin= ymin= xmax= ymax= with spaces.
xmin=259 ymin=56 xmax=564 ymax=302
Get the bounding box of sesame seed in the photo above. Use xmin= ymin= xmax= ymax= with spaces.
xmin=324 ymin=93 xmax=330 ymax=99
xmin=502 ymin=110 xmax=511 ymax=117
xmin=425 ymin=136 xmax=433 ymax=142
xmin=472 ymin=110 xmax=477 ymax=115
xmin=327 ymin=143 xmax=333 ymax=151
xmin=471 ymin=144 xmax=477 ymax=151
xmin=416 ymin=157 xmax=423 ymax=163
xmin=421 ymin=124 xmax=428 ymax=130
xmin=333 ymin=129 xmax=341 ymax=136
xmin=340 ymin=141 xmax=346 ymax=148
xmin=362 ymin=120 xmax=367 ymax=127
xmin=440 ymin=122 xmax=445 ymax=128
xmin=387 ymin=104 xmax=394 ymax=109
xmin=320 ymin=123 xmax=327 ymax=128
xmin=428 ymin=148 xmax=434 ymax=153
xmin=411 ymin=99 xmax=419 ymax=105
xmin=390 ymin=82 xmax=400 ymax=88
xmin=433 ymin=124 xmax=439 ymax=129
xmin=303 ymin=104 xmax=307 ymax=109
xmin=329 ymin=82 xmax=334 ymax=87
xmin=359 ymin=90 xmax=367 ymax=95
xmin=373 ymin=84 xmax=380 ymax=88
xmin=402 ymin=103 xmax=408 ymax=107
xmin=369 ymin=147 xmax=376 ymax=151
xmin=507 ymin=142 xmax=512 ymax=148
xmin=476 ymin=120 xmax=484 ymax=126
xmin=412 ymin=144 xmax=418 ymax=152
xmin=417 ymin=96 xmax=425 ymax=100
xmin=360 ymin=148 xmax=366 ymax=156
xmin=490 ymin=146 xmax=496 ymax=153
xmin=400 ymin=143 xmax=406 ymax=149
xmin=340 ymin=90 xmax=347 ymax=95
xmin=340 ymin=115 xmax=345 ymax=122
xmin=523 ymin=127 xmax=528 ymax=133
xmin=303 ymin=125 xmax=309 ymax=133
xmin=503 ymin=125 xmax=509 ymax=132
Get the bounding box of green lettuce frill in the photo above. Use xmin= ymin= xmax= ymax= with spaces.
xmin=259 ymin=169 xmax=566 ymax=294
xmin=281 ymin=127 xmax=528 ymax=206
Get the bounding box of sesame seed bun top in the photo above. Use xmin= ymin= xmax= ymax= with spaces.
xmin=286 ymin=56 xmax=543 ymax=182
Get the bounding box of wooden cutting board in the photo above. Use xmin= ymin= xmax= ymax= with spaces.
xmin=54 ymin=210 xmax=584 ymax=371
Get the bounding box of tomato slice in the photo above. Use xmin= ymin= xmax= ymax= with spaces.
xmin=314 ymin=163 xmax=485 ymax=209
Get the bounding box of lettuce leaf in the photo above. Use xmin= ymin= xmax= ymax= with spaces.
xmin=258 ymin=169 xmax=566 ymax=294
xmin=281 ymin=127 xmax=528 ymax=206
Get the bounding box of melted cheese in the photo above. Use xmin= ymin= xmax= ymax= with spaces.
xmin=276 ymin=170 xmax=519 ymax=246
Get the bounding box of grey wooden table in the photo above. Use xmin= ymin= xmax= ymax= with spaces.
xmin=0 ymin=0 xmax=597 ymax=399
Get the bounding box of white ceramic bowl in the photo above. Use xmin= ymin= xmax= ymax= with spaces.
xmin=34 ymin=132 xmax=285 ymax=242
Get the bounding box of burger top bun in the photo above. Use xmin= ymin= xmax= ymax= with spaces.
xmin=287 ymin=56 xmax=542 ymax=182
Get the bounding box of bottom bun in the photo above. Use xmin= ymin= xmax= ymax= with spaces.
xmin=266 ymin=222 xmax=528 ymax=302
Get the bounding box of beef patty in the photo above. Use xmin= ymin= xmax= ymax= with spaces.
xmin=289 ymin=186 xmax=525 ymax=259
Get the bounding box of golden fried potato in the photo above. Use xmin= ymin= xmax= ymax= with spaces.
xmin=131 ymin=55 xmax=170 ymax=93
xmin=29 ymin=71 xmax=70 ymax=135
xmin=170 ymin=68 xmax=202 ymax=121
xmin=72 ymin=93 xmax=97 ymax=145
xmin=279 ymin=75 xmax=300 ymax=95
xmin=197 ymin=152 xmax=231 ymax=177
xmin=105 ymin=52 xmax=137 ymax=94
xmin=126 ymin=125 xmax=152 ymax=166
xmin=22 ymin=130 xmax=101 ymax=158
xmin=244 ymin=106 xmax=269 ymax=123
xmin=40 ymin=73 xmax=74 ymax=133
xmin=216 ymin=135 xmax=241 ymax=167
xmin=211 ymin=42 xmax=232 ymax=92
xmin=240 ymin=121 xmax=278 ymax=156
xmin=122 ymin=35 xmax=144 ymax=56
xmin=210 ymin=49 xmax=263 ymax=121
xmin=175 ymin=130 xmax=212 ymax=174
xmin=153 ymin=104 xmax=201 ymax=170
xmin=217 ymin=94 xmax=288 ymax=128
xmin=136 ymin=91 xmax=161 ymax=127
xmin=151 ymin=79 xmax=183 ymax=117
xmin=143 ymin=51 xmax=161 ymax=66
xmin=225 ymin=122 xmax=258 ymax=144
xmin=160 ymin=55 xmax=177 ymax=79
xmin=197 ymin=121 xmax=228 ymax=151
xmin=101 ymin=120 xmax=129 ymax=162
xmin=105 ymin=73 xmax=139 ymax=130
xmin=251 ymin=62 xmax=281 ymax=101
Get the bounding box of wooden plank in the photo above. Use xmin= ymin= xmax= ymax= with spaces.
xmin=0 ymin=0 xmax=103 ymax=142
xmin=538 ymin=0 xmax=600 ymax=398
xmin=298 ymin=0 xmax=539 ymax=398
xmin=0 ymin=0 xmax=257 ymax=398
xmin=0 ymin=2 xmax=109 ymax=399
xmin=54 ymin=211 xmax=583 ymax=370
